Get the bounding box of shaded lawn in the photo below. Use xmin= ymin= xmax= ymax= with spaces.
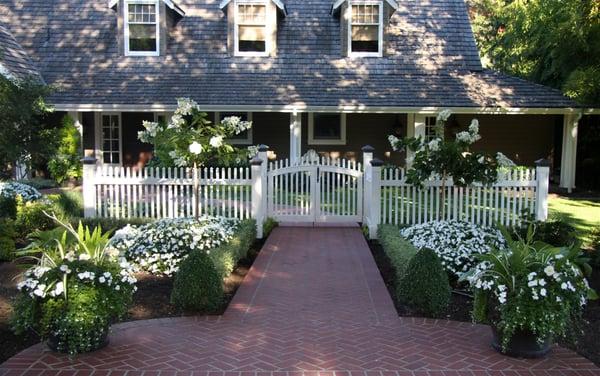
xmin=548 ymin=196 xmax=600 ymax=245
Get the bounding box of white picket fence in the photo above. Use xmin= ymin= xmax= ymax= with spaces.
xmin=81 ymin=146 xmax=550 ymax=239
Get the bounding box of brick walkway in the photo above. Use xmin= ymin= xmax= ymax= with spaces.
xmin=1 ymin=227 xmax=598 ymax=376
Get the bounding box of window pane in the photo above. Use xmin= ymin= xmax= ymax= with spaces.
xmin=129 ymin=24 xmax=157 ymax=52
xmin=112 ymin=153 xmax=120 ymax=164
xmin=239 ymin=25 xmax=265 ymax=42
xmin=103 ymin=152 xmax=112 ymax=164
xmin=238 ymin=4 xmax=266 ymax=23
xmin=313 ymin=114 xmax=342 ymax=140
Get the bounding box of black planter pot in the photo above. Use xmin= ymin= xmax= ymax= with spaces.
xmin=491 ymin=327 xmax=551 ymax=358
xmin=47 ymin=327 xmax=110 ymax=354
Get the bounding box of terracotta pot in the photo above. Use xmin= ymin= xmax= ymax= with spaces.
xmin=491 ymin=327 xmax=551 ymax=358
xmin=47 ymin=326 xmax=109 ymax=354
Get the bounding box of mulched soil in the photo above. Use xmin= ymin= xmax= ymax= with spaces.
xmin=0 ymin=239 xmax=264 ymax=364
xmin=368 ymin=239 xmax=600 ymax=367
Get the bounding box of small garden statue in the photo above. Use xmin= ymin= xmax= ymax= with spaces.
xmin=388 ymin=110 xmax=515 ymax=218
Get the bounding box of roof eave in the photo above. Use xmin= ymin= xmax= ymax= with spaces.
xmin=108 ymin=0 xmax=185 ymax=17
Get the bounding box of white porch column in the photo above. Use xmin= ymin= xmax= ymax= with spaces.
xmin=560 ymin=113 xmax=581 ymax=192
xmin=289 ymin=110 xmax=302 ymax=163
xmin=406 ymin=114 xmax=426 ymax=167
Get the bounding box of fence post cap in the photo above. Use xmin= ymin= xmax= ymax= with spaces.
xmin=370 ymin=158 xmax=384 ymax=167
xmin=81 ymin=156 xmax=97 ymax=165
xmin=250 ymin=157 xmax=263 ymax=166
xmin=535 ymin=159 xmax=551 ymax=167
xmin=258 ymin=144 xmax=270 ymax=152
xmin=362 ymin=145 xmax=375 ymax=153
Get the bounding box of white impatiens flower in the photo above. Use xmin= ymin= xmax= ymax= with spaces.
xmin=209 ymin=136 xmax=224 ymax=148
xmin=79 ymin=253 xmax=91 ymax=261
xmin=544 ymin=265 xmax=556 ymax=277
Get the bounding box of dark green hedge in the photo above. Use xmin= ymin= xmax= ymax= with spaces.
xmin=378 ymin=224 xmax=451 ymax=317
xmin=171 ymin=219 xmax=257 ymax=312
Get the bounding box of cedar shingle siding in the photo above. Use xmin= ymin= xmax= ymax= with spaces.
xmin=0 ymin=0 xmax=576 ymax=109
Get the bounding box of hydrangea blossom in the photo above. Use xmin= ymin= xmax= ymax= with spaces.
xmin=401 ymin=220 xmax=506 ymax=277
xmin=0 ymin=181 xmax=42 ymax=202
xmin=496 ymin=152 xmax=516 ymax=167
xmin=108 ymin=216 xmax=240 ymax=276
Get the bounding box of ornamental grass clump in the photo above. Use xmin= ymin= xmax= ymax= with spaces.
xmin=401 ymin=220 xmax=506 ymax=279
xmin=11 ymin=214 xmax=136 ymax=355
xmin=109 ymin=216 xmax=240 ymax=276
xmin=463 ymin=226 xmax=597 ymax=354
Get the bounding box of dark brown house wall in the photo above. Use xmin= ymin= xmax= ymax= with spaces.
xmin=453 ymin=114 xmax=560 ymax=167
xmin=301 ymin=113 xmax=406 ymax=164
xmin=252 ymin=112 xmax=290 ymax=160
xmin=81 ymin=112 xmax=96 ymax=158
xmin=122 ymin=112 xmax=154 ymax=169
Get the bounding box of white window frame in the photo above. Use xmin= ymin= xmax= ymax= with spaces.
xmin=124 ymin=0 xmax=161 ymax=57
xmin=234 ymin=0 xmax=270 ymax=57
xmin=347 ymin=0 xmax=384 ymax=58
xmin=98 ymin=113 xmax=123 ymax=167
xmin=308 ymin=113 xmax=347 ymax=145
xmin=215 ymin=112 xmax=254 ymax=145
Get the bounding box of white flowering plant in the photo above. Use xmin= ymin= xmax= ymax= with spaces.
xmin=388 ymin=110 xmax=515 ymax=218
xmin=0 ymin=181 xmax=42 ymax=202
xmin=108 ymin=216 xmax=240 ymax=276
xmin=401 ymin=220 xmax=506 ymax=279
xmin=11 ymin=214 xmax=136 ymax=355
xmin=463 ymin=226 xmax=598 ymax=352
xmin=138 ymin=98 xmax=253 ymax=168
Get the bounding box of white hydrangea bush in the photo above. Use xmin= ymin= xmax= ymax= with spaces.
xmin=400 ymin=220 xmax=506 ymax=277
xmin=0 ymin=181 xmax=42 ymax=202
xmin=109 ymin=216 xmax=240 ymax=276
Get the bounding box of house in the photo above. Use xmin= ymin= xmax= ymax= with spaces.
xmin=0 ymin=0 xmax=595 ymax=191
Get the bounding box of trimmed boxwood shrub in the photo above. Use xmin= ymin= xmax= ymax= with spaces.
xmin=378 ymin=224 xmax=451 ymax=316
xmin=171 ymin=250 xmax=224 ymax=312
xmin=209 ymin=219 xmax=256 ymax=279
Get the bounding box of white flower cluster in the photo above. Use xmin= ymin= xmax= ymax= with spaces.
xmin=496 ymin=152 xmax=516 ymax=168
xmin=388 ymin=135 xmax=401 ymax=151
xmin=437 ymin=109 xmax=452 ymax=122
xmin=210 ymin=136 xmax=224 ymax=148
xmin=109 ymin=216 xmax=240 ymax=276
xmin=176 ymin=97 xmax=201 ymax=116
xmin=168 ymin=150 xmax=189 ymax=167
xmin=455 ymin=119 xmax=482 ymax=145
xmin=138 ymin=121 xmax=161 ymax=143
xmin=0 ymin=181 xmax=42 ymax=202
xmin=401 ymin=220 xmax=506 ymax=277
xmin=470 ymin=254 xmax=590 ymax=308
xmin=222 ymin=116 xmax=252 ymax=136
xmin=428 ymin=138 xmax=442 ymax=152
xmin=247 ymin=145 xmax=260 ymax=158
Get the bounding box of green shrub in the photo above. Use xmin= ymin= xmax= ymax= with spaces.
xmin=378 ymin=225 xmax=451 ymax=316
xmin=15 ymin=198 xmax=57 ymax=238
xmin=263 ymin=217 xmax=278 ymax=238
xmin=515 ymin=219 xmax=578 ymax=247
xmin=170 ymin=250 xmax=223 ymax=312
xmin=0 ymin=218 xmax=16 ymax=261
xmin=209 ymin=219 xmax=257 ymax=278
xmin=73 ymin=217 xmax=153 ymax=232
xmin=48 ymin=191 xmax=84 ymax=218
xmin=0 ymin=194 xmax=16 ymax=219
xmin=16 ymin=178 xmax=58 ymax=190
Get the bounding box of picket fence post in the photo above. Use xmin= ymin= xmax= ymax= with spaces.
xmin=368 ymin=158 xmax=384 ymax=239
xmin=362 ymin=145 xmax=374 ymax=224
xmin=258 ymin=145 xmax=269 ymax=228
xmin=535 ymin=159 xmax=551 ymax=221
xmin=251 ymin=156 xmax=265 ymax=239
xmin=81 ymin=156 xmax=97 ymax=218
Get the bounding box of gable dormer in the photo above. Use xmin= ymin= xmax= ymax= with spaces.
xmin=220 ymin=0 xmax=287 ymax=57
xmin=331 ymin=0 xmax=397 ymax=57
xmin=109 ymin=0 xmax=184 ymax=57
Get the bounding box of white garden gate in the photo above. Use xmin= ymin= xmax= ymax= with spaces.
xmin=267 ymin=157 xmax=363 ymax=223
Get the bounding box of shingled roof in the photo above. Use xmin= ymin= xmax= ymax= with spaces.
xmin=0 ymin=22 xmax=40 ymax=81
xmin=0 ymin=0 xmax=577 ymax=109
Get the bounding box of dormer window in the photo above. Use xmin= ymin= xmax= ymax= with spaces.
xmin=235 ymin=2 xmax=268 ymax=55
xmin=349 ymin=1 xmax=382 ymax=56
xmin=125 ymin=0 xmax=160 ymax=56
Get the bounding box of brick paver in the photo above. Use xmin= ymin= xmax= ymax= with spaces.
xmin=1 ymin=227 xmax=598 ymax=376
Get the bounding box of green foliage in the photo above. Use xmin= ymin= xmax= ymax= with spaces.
xmin=0 ymin=194 xmax=17 ymax=219
xmin=378 ymin=225 xmax=451 ymax=316
xmin=263 ymin=217 xmax=278 ymax=238
xmin=15 ymin=198 xmax=57 ymax=239
xmin=73 ymin=217 xmax=153 ymax=233
xmin=170 ymin=250 xmax=224 ymax=312
xmin=11 ymin=215 xmax=135 ymax=354
xmin=0 ymin=218 xmax=17 ymax=261
xmin=16 ymin=178 xmax=58 ymax=190
xmin=464 ymin=225 xmax=597 ymax=351
xmin=0 ymin=75 xmax=57 ymax=178
xmin=47 ymin=191 xmax=84 ymax=218
xmin=48 ymin=116 xmax=82 ymax=185
xmin=468 ymin=0 xmax=600 ymax=106
xmin=514 ymin=219 xmax=578 ymax=247
xmin=209 ymin=219 xmax=257 ymax=278
xmin=139 ymin=98 xmax=254 ymax=168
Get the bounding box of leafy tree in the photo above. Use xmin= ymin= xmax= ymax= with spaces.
xmin=468 ymin=0 xmax=600 ymax=106
xmin=0 ymin=75 xmax=57 ymax=178
xmin=138 ymin=98 xmax=255 ymax=168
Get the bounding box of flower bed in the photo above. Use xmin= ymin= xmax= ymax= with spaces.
xmin=401 ymin=220 xmax=506 ymax=278
xmin=109 ymin=216 xmax=242 ymax=276
xmin=0 ymin=182 xmax=42 ymax=202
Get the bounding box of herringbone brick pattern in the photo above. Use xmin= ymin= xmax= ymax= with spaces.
xmin=1 ymin=227 xmax=598 ymax=376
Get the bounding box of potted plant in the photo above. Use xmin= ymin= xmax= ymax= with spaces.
xmin=463 ymin=226 xmax=597 ymax=358
xmin=11 ymin=214 xmax=137 ymax=355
